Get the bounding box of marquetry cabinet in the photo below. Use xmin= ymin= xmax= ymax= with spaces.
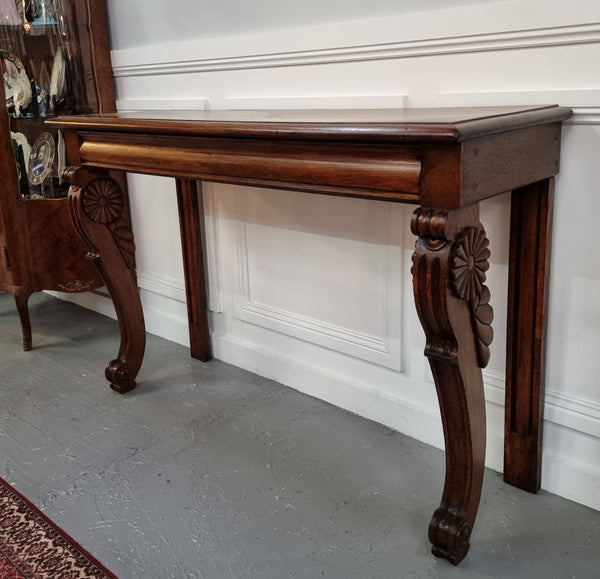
xmin=0 ymin=0 xmax=122 ymax=349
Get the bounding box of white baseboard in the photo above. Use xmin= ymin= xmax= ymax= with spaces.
xmin=542 ymin=449 xmax=600 ymax=512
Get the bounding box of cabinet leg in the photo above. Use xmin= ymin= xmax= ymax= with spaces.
xmin=64 ymin=167 xmax=145 ymax=393
xmin=411 ymin=206 xmax=494 ymax=565
xmin=14 ymin=290 xmax=32 ymax=351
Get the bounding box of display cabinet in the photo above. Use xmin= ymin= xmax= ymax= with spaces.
xmin=0 ymin=0 xmax=121 ymax=349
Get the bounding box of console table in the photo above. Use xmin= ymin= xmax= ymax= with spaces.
xmin=48 ymin=106 xmax=571 ymax=565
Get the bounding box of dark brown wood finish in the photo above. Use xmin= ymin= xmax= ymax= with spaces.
xmin=48 ymin=105 xmax=571 ymax=565
xmin=504 ymin=179 xmax=554 ymax=492
xmin=411 ymin=204 xmax=492 ymax=564
xmin=176 ymin=179 xmax=212 ymax=362
xmin=64 ymin=166 xmax=143 ymax=393
xmin=0 ymin=0 xmax=122 ymax=350
xmin=69 ymin=0 xmax=117 ymax=114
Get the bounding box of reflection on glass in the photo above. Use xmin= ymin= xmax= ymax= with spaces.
xmin=31 ymin=0 xmax=58 ymax=26
xmin=1 ymin=0 xmax=79 ymax=198
xmin=0 ymin=0 xmax=21 ymax=26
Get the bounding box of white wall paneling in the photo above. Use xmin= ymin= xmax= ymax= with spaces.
xmin=64 ymin=1 xmax=600 ymax=511
xmin=232 ymin=186 xmax=406 ymax=371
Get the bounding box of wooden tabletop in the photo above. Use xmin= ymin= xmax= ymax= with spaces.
xmin=50 ymin=105 xmax=572 ymax=141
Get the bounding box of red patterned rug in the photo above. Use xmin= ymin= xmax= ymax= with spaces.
xmin=0 ymin=476 xmax=117 ymax=578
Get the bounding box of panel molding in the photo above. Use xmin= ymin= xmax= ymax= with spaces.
xmin=232 ymin=187 xmax=406 ymax=371
xmin=201 ymin=183 xmax=224 ymax=313
xmin=135 ymin=269 xmax=186 ymax=303
xmin=112 ymin=23 xmax=600 ymax=78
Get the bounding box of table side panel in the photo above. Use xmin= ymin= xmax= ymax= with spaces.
xmin=461 ymin=124 xmax=563 ymax=207
xmin=420 ymin=124 xmax=563 ymax=209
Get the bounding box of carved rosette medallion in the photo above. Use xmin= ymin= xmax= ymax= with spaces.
xmin=83 ymin=179 xmax=124 ymax=224
xmin=79 ymin=177 xmax=136 ymax=271
xmin=450 ymin=227 xmax=494 ymax=368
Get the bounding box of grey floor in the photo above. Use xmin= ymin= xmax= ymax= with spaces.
xmin=0 ymin=292 xmax=598 ymax=579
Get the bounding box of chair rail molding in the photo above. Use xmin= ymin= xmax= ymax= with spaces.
xmin=111 ymin=22 xmax=600 ymax=78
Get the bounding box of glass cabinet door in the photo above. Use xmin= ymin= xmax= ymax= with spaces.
xmin=1 ymin=0 xmax=100 ymax=199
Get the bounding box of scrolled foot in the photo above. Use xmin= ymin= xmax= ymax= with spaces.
xmin=106 ymin=359 xmax=137 ymax=394
xmin=429 ymin=508 xmax=472 ymax=566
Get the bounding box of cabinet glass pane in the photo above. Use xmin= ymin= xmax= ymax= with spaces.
xmin=1 ymin=0 xmax=85 ymax=199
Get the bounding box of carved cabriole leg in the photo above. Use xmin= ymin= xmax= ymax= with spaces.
xmin=64 ymin=167 xmax=145 ymax=394
xmin=411 ymin=205 xmax=494 ymax=565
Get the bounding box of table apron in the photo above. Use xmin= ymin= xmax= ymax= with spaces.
xmin=76 ymin=133 xmax=423 ymax=202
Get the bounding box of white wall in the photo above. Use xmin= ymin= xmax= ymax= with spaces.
xmin=66 ymin=0 xmax=600 ymax=511
xmin=106 ymin=0 xmax=494 ymax=49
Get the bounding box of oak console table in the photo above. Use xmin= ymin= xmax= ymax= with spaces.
xmin=48 ymin=106 xmax=571 ymax=565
